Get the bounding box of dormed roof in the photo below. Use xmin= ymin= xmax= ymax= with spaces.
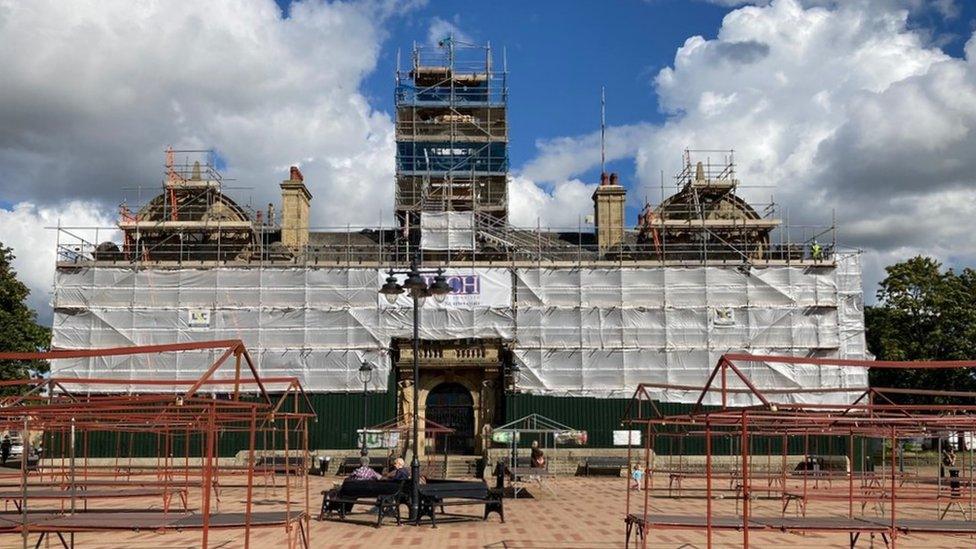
xmin=655 ymin=186 xmax=762 ymax=222
xmin=135 ymin=189 xmax=250 ymax=223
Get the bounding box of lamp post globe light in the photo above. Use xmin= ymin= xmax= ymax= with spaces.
xmin=428 ymin=273 xmax=452 ymax=303
xmin=358 ymin=362 xmax=373 ymax=456
xmin=377 ymin=261 xmax=451 ymax=521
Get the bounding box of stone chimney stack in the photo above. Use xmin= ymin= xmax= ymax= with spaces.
xmin=280 ymin=166 xmax=312 ymax=249
xmin=592 ymin=171 xmax=627 ymax=256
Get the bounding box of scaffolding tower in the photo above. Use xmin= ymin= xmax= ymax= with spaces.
xmin=394 ymin=37 xmax=509 ymax=229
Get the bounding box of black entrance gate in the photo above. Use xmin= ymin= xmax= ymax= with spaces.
xmin=425 ymin=382 xmax=475 ymax=455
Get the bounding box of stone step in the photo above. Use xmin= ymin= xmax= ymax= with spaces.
xmin=431 ymin=455 xmax=481 ymax=479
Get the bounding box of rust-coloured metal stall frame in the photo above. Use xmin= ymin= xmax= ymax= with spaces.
xmin=0 ymin=339 xmax=316 ymax=549
xmin=361 ymin=414 xmax=455 ymax=474
xmin=622 ymin=353 xmax=976 ymax=549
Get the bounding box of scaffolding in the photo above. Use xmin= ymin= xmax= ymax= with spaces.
xmin=53 ymin=149 xmax=853 ymax=400
xmin=54 ymin=138 xmax=836 ymax=268
xmin=633 ymin=150 xmax=831 ymax=264
xmin=55 ymin=219 xmax=838 ymax=269
xmin=395 ymin=36 xmax=509 ymax=228
xmin=111 ymin=149 xmax=258 ymax=263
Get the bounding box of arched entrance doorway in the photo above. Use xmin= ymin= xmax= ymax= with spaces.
xmin=425 ymin=382 xmax=475 ymax=455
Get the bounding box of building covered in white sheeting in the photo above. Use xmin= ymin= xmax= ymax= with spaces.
xmin=51 ymin=39 xmax=867 ymax=454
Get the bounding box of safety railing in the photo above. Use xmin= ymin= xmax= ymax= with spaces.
xmin=395 ymin=178 xmax=507 ymax=211
xmin=395 ymin=117 xmax=508 ymax=141
xmin=395 ymin=79 xmax=507 ymax=106
xmin=395 ymin=143 xmax=509 ymax=174
xmin=55 ymin=223 xmax=841 ymax=268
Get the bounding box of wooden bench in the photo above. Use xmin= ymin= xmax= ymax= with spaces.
xmin=416 ymin=480 xmax=504 ymax=527
xmin=583 ymin=456 xmax=629 ymax=476
xmin=502 ymin=457 xmax=556 ymax=497
xmin=511 ymin=467 xmax=556 ymax=497
xmin=256 ymin=456 xmax=307 ymax=475
xmin=319 ymin=479 xmax=407 ymax=527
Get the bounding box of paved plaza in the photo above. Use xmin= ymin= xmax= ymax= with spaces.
xmin=6 ymin=471 xmax=976 ymax=548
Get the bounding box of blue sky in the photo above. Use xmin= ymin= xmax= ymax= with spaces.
xmin=264 ymin=0 xmax=976 ymax=305
xmin=275 ymin=0 xmax=732 ymax=192
xmin=360 ymin=1 xmax=730 ymax=167
xmin=279 ymin=0 xmax=976 ymax=196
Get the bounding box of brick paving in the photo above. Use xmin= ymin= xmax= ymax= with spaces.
xmin=5 ymin=473 xmax=976 ymax=548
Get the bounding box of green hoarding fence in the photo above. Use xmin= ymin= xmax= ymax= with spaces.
xmin=43 ymin=371 xmax=400 ymax=459
xmin=43 ymin=382 xmax=866 ymax=466
xmin=503 ymin=393 xmax=858 ymax=466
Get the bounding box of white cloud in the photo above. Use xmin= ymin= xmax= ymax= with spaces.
xmin=521 ymin=124 xmax=654 ymax=184
xmin=427 ymin=16 xmax=472 ymax=47
xmin=0 ymin=0 xmax=409 ymax=230
xmin=703 ymin=0 xmax=957 ymax=15
xmin=0 ymin=0 xmax=421 ymax=319
xmin=521 ymin=0 xmax=976 ymax=298
xmin=508 ymin=175 xmax=597 ymax=229
xmin=701 ymin=1 xmax=772 ymax=8
xmin=0 ymin=201 xmax=117 ymax=322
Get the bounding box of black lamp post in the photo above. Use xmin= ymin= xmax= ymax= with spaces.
xmin=508 ymin=362 xmax=521 ymax=469
xmin=378 ymin=260 xmax=451 ymax=520
xmin=358 ymin=362 xmax=373 ymax=456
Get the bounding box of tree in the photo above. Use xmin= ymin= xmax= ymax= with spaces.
xmin=0 ymin=243 xmax=50 ymax=392
xmin=866 ymin=256 xmax=976 ymax=403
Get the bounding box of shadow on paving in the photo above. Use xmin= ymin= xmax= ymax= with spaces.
xmin=497 ymin=486 xmax=536 ymax=499
xmin=483 ymin=542 xmax=624 ymax=548
xmin=319 ymin=509 xmax=490 ymax=528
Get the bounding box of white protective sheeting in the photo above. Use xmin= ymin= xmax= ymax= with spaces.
xmin=420 ymin=212 xmax=475 ymax=250
xmin=52 ymin=268 xmax=390 ymax=392
xmin=51 ymin=253 xmax=868 ymax=404
xmin=509 ymin=254 xmax=867 ymax=405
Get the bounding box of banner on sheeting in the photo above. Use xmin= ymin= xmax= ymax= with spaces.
xmin=378 ymin=268 xmax=511 ymax=309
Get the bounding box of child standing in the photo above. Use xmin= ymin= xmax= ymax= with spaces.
xmin=630 ymin=463 xmax=644 ymax=491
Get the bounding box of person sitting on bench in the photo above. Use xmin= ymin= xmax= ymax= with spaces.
xmin=0 ymin=436 xmax=10 ymax=465
xmin=350 ymin=456 xmax=381 ymax=481
xmin=530 ymin=441 xmax=546 ymax=469
xmin=383 ymin=457 xmax=410 ymax=480
xmin=942 ymin=444 xmax=956 ymax=478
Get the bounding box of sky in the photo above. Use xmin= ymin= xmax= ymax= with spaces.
xmin=2 ymin=0 xmax=976 ymax=323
